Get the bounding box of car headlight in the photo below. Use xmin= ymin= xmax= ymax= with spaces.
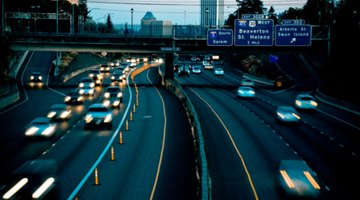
xmin=277 ymin=112 xmax=285 ymax=119
xmin=42 ymin=126 xmax=55 ymax=136
xmin=111 ymin=76 xmax=115 ymax=80
xmin=295 ymin=100 xmax=302 ymax=106
xmin=47 ymin=112 xmax=56 ymax=119
xmin=113 ymin=100 xmax=120 ymax=106
xmin=32 ymin=177 xmax=55 ymax=199
xmin=60 ymin=111 xmax=71 ymax=119
xmin=38 ymin=76 xmax=42 ymax=80
xmin=25 ymin=127 xmax=39 ymax=136
xmin=89 ymin=74 xmax=94 ymax=78
xmin=79 ymin=89 xmax=84 ymax=94
xmin=89 ymin=89 xmax=94 ymax=95
xmin=104 ymin=92 xmax=110 ymax=98
xmin=65 ymin=96 xmax=71 ymax=102
xmin=79 ymin=83 xmax=84 ymax=88
xmin=292 ymin=113 xmax=301 ymax=120
xmin=117 ymin=92 xmax=123 ymax=98
xmin=30 ymin=76 xmax=34 ymax=80
xmin=85 ymin=115 xmax=93 ymax=123
xmin=77 ymin=96 xmax=83 ymax=101
xmin=104 ymin=114 xmax=112 ymax=123
xmin=103 ymin=100 xmax=110 ymax=107
xmin=90 ymin=83 xmax=95 ymax=88
xmin=311 ymin=101 xmax=318 ymax=107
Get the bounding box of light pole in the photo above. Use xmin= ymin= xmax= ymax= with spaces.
xmin=205 ymin=8 xmax=209 ymax=28
xmin=1 ymin=0 xmax=4 ymax=36
xmin=131 ymin=8 xmax=134 ymax=38
xmin=70 ymin=1 xmax=77 ymax=34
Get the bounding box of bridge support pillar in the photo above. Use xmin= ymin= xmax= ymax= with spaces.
xmin=164 ymin=53 xmax=174 ymax=80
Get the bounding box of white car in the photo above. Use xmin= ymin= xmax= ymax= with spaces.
xmin=295 ymin=94 xmax=318 ymax=110
xmin=192 ymin=66 xmax=202 ymax=74
xmin=24 ymin=117 xmax=57 ymax=138
xmin=237 ymin=86 xmax=256 ymax=98
xmin=277 ymin=159 xmax=321 ymax=199
xmin=214 ymin=67 xmax=224 ymax=75
xmin=276 ymin=106 xmax=301 ymax=123
xmin=84 ymin=103 xmax=113 ymax=130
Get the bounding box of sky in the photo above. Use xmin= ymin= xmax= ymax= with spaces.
xmin=87 ymin=0 xmax=308 ymax=25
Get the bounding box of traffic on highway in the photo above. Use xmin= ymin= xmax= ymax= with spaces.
xmin=0 ymin=51 xmax=360 ymax=200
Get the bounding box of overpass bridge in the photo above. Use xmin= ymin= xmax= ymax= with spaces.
xmin=5 ymin=24 xmax=329 ymax=54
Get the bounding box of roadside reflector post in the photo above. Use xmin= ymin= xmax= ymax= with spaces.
xmin=111 ymin=146 xmax=115 ymax=161
xmin=119 ymin=131 xmax=123 ymax=144
xmin=133 ymin=104 xmax=136 ymax=113
xmin=136 ymin=95 xmax=139 ymax=107
xmin=130 ymin=111 xmax=133 ymax=121
xmin=94 ymin=168 xmax=99 ymax=185
xmin=126 ymin=120 xmax=129 ymax=131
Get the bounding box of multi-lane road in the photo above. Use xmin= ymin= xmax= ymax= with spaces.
xmin=1 ymin=51 xmax=360 ymax=200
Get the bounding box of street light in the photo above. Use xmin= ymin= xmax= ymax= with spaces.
xmin=205 ymin=8 xmax=209 ymax=28
xmin=131 ymin=8 xmax=134 ymax=38
xmin=69 ymin=0 xmax=78 ymax=34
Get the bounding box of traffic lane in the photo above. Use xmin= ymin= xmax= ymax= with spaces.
xmin=22 ymin=51 xmax=54 ymax=86
xmin=146 ymin=67 xmax=198 ymax=200
xmin=256 ymin=88 xmax=360 ymax=160
xmin=73 ymin=68 xmax=166 ymax=199
xmin=222 ymin=89 xmax=359 ymax=199
xmin=33 ymin=92 xmax=129 ymax=200
xmin=185 ymin=87 xmax=299 ymax=200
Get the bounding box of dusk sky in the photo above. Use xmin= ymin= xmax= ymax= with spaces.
xmin=87 ymin=0 xmax=307 ymax=25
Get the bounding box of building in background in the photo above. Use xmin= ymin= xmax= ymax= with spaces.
xmin=140 ymin=11 xmax=172 ymax=37
xmin=200 ymin=0 xmax=224 ymax=27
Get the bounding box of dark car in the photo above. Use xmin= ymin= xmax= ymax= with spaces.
xmin=29 ymin=72 xmax=43 ymax=87
xmin=178 ymin=66 xmax=190 ymax=77
xmin=64 ymin=90 xmax=84 ymax=104
xmin=47 ymin=104 xmax=72 ymax=121
xmin=84 ymin=103 xmax=113 ymax=130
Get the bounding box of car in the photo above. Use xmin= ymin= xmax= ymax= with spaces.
xmin=99 ymin=63 xmax=110 ymax=73
xmin=192 ymin=65 xmax=202 ymax=74
xmin=29 ymin=72 xmax=43 ymax=87
xmin=178 ymin=66 xmax=190 ymax=77
xmin=78 ymin=77 xmax=95 ymax=96
xmin=103 ymin=96 xmax=122 ymax=108
xmin=29 ymin=72 xmax=43 ymax=83
xmin=111 ymin=71 xmax=125 ymax=83
xmin=84 ymin=103 xmax=113 ymax=130
xmin=119 ymin=62 xmax=129 ymax=69
xmin=240 ymin=78 xmax=255 ymax=87
xmin=24 ymin=117 xmax=57 ymax=138
xmin=64 ymin=90 xmax=84 ymax=104
xmin=47 ymin=104 xmax=72 ymax=120
xmin=214 ymin=67 xmax=224 ymax=75
xmin=295 ymin=94 xmax=318 ymax=110
xmin=276 ymin=106 xmax=301 ymax=123
xmin=104 ymin=86 xmax=123 ymax=100
xmin=0 ymin=159 xmax=57 ymax=200
xmin=173 ymin=64 xmax=182 ymax=72
xmin=202 ymin=60 xmax=213 ymax=69
xmin=88 ymin=69 xmax=102 ymax=80
xmin=277 ymin=159 xmax=322 ymax=199
xmin=236 ymin=86 xmax=256 ymax=98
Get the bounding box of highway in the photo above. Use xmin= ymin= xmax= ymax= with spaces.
xmin=1 ymin=51 xmax=360 ymax=200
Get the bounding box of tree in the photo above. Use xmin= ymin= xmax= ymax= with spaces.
xmin=105 ymin=14 xmax=114 ymax=33
xmin=225 ymin=0 xmax=266 ymax=28
xmin=267 ymin=6 xmax=278 ymax=24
